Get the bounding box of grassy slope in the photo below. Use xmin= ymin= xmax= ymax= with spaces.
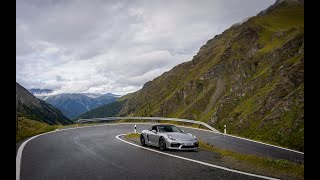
xmin=17 ymin=102 xmax=72 ymax=125
xmin=16 ymin=117 xmax=59 ymax=142
xmin=76 ymin=100 xmax=126 ymax=120
xmin=131 ymin=2 xmax=304 ymax=151
xmin=16 ymin=82 xmax=72 ymax=125
xmin=124 ymin=133 xmax=304 ymax=180
xmin=215 ymin=2 xmax=304 ymax=151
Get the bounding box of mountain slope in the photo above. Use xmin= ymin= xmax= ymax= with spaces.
xmin=77 ymin=100 xmax=126 ymax=119
xmin=44 ymin=93 xmax=118 ymax=119
xmin=80 ymin=0 xmax=304 ymax=151
xmin=16 ymin=82 xmax=72 ymax=125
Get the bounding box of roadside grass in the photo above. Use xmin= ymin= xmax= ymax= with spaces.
xmin=124 ymin=133 xmax=141 ymax=139
xmin=57 ymin=122 xmax=103 ymax=129
xmin=16 ymin=117 xmax=58 ymax=142
xmin=198 ymin=140 xmax=303 ymax=180
xmin=72 ymin=120 xmax=302 ymax=154
xmin=74 ymin=119 xmax=302 ymax=151
xmin=124 ymin=133 xmax=304 ymax=180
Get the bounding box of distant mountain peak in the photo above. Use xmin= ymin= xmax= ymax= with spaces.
xmin=17 ymin=83 xmax=71 ymax=125
xmin=41 ymin=92 xmax=119 ymax=119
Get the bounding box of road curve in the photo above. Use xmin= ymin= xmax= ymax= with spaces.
xmin=18 ymin=124 xmax=302 ymax=180
xmin=177 ymin=126 xmax=304 ymax=163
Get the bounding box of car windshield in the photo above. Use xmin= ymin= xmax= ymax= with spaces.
xmin=158 ymin=125 xmax=183 ymax=133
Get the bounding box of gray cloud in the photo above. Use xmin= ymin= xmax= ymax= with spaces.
xmin=16 ymin=0 xmax=275 ymax=95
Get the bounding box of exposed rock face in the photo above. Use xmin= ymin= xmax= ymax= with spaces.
xmin=82 ymin=0 xmax=304 ymax=151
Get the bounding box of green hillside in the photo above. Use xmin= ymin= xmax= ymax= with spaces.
xmin=16 ymin=82 xmax=72 ymax=125
xmin=77 ymin=0 xmax=304 ymax=151
xmin=77 ymin=100 xmax=127 ymax=119
xmin=16 ymin=117 xmax=59 ymax=142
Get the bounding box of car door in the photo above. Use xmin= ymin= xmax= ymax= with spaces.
xmin=145 ymin=127 xmax=153 ymax=145
xmin=148 ymin=126 xmax=159 ymax=145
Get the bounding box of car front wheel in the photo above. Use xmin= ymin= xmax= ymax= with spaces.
xmin=159 ymin=137 xmax=166 ymax=151
xmin=140 ymin=134 xmax=146 ymax=146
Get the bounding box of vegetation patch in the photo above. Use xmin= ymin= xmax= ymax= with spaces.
xmin=198 ymin=140 xmax=303 ymax=180
xmin=16 ymin=117 xmax=59 ymax=142
xmin=124 ymin=133 xmax=141 ymax=139
xmin=123 ymin=133 xmax=303 ymax=180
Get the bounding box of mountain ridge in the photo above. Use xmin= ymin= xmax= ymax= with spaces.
xmin=42 ymin=93 xmax=119 ymax=119
xmin=77 ymin=0 xmax=304 ymax=151
xmin=16 ymin=82 xmax=72 ymax=125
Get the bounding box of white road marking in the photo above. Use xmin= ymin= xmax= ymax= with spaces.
xmin=174 ymin=125 xmax=304 ymax=155
xmin=77 ymin=121 xmax=304 ymax=154
xmin=16 ymin=131 xmax=58 ymax=180
xmin=214 ymin=133 xmax=304 ymax=155
xmin=16 ymin=123 xmax=155 ymax=179
xmin=116 ymin=134 xmax=279 ymax=180
xmin=16 ymin=122 xmax=301 ymax=180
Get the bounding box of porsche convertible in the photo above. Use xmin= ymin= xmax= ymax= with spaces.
xmin=140 ymin=124 xmax=199 ymax=151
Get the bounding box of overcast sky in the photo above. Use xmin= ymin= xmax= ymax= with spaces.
xmin=16 ymin=0 xmax=275 ymax=95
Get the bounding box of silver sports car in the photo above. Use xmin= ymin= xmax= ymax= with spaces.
xmin=140 ymin=124 xmax=199 ymax=151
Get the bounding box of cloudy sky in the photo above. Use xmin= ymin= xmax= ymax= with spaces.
xmin=16 ymin=0 xmax=275 ymax=95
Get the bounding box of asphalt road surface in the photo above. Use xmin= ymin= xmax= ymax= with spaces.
xmin=18 ymin=124 xmax=303 ymax=180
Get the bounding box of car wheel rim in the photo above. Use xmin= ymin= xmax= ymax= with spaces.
xmin=140 ymin=136 xmax=145 ymax=144
xmin=160 ymin=139 xmax=165 ymax=150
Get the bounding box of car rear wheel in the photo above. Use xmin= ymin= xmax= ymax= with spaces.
xmin=140 ymin=134 xmax=146 ymax=146
xmin=159 ymin=137 xmax=166 ymax=151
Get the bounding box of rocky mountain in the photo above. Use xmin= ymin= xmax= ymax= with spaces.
xmin=79 ymin=0 xmax=304 ymax=151
xmin=43 ymin=93 xmax=118 ymax=119
xmin=16 ymin=83 xmax=72 ymax=125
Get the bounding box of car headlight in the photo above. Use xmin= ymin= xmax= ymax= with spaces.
xmin=192 ymin=135 xmax=197 ymax=140
xmin=167 ymin=135 xmax=176 ymax=140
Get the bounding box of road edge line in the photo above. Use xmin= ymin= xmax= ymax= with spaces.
xmin=214 ymin=132 xmax=304 ymax=155
xmin=16 ymin=123 xmax=124 ymax=180
xmin=61 ymin=123 xmax=304 ymax=154
xmin=16 ymin=122 xmax=301 ymax=180
xmin=75 ymin=122 xmax=304 ymax=154
xmin=116 ymin=134 xmax=279 ymax=180
xmin=16 ymin=130 xmax=58 ymax=180
xmin=164 ymin=124 xmax=303 ymax=155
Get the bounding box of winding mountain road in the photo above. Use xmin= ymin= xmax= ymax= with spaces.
xmin=17 ymin=123 xmax=304 ymax=180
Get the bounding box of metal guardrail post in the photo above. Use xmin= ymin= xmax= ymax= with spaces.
xmin=16 ymin=85 xmax=18 ymax=132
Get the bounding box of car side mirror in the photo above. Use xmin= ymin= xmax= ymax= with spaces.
xmin=151 ymin=130 xmax=157 ymax=133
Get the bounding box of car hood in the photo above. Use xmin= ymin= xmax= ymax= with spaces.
xmin=166 ymin=132 xmax=194 ymax=141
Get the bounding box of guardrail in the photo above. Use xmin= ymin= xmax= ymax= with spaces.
xmin=77 ymin=117 xmax=220 ymax=133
